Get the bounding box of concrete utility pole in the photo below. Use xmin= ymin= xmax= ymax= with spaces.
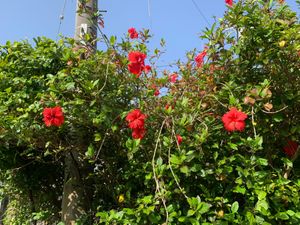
xmin=74 ymin=0 xmax=98 ymax=50
xmin=61 ymin=1 xmax=98 ymax=224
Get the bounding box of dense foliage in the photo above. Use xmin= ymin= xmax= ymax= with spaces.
xmin=0 ymin=0 xmax=299 ymax=224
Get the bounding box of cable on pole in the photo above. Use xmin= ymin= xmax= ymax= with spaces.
xmin=57 ymin=0 xmax=68 ymax=39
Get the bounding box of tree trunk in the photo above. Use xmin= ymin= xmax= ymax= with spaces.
xmin=61 ymin=151 xmax=87 ymax=225
xmin=0 ymin=196 xmax=8 ymax=225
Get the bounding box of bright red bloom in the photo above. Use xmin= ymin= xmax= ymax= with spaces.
xmin=225 ymin=0 xmax=233 ymax=6
xmin=128 ymin=63 xmax=145 ymax=77
xmin=128 ymin=51 xmax=146 ymax=64
xmin=222 ymin=107 xmax=247 ymax=132
xmin=144 ymin=65 xmax=152 ymax=74
xmin=176 ymin=135 xmax=183 ymax=145
xmin=126 ymin=109 xmax=146 ymax=130
xmin=283 ymin=140 xmax=298 ymax=157
xmin=132 ymin=128 xmax=146 ymax=139
xmin=154 ymin=89 xmax=160 ymax=96
xmin=128 ymin=51 xmax=146 ymax=77
xmin=128 ymin=27 xmax=139 ymax=39
xmin=43 ymin=106 xmax=64 ymax=127
xmin=126 ymin=109 xmax=146 ymax=140
xmin=169 ymin=73 xmax=178 ymax=83
xmin=195 ymin=47 xmax=208 ymax=68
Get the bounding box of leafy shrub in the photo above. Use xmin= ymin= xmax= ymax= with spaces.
xmin=0 ymin=0 xmax=299 ymax=224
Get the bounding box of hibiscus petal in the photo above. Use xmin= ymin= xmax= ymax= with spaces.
xmin=235 ymin=121 xmax=246 ymax=131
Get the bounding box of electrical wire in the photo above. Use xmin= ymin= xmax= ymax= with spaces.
xmin=147 ymin=0 xmax=153 ymax=29
xmin=191 ymin=0 xmax=211 ymax=27
xmin=57 ymin=0 xmax=68 ymax=39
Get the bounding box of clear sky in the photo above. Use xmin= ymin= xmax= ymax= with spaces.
xmin=0 ymin=0 xmax=299 ymax=66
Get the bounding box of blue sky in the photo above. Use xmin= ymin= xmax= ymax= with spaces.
xmin=0 ymin=0 xmax=299 ymax=66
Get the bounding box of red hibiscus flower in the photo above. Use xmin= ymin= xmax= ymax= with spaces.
xmin=128 ymin=51 xmax=146 ymax=64
xmin=126 ymin=109 xmax=146 ymax=129
xmin=144 ymin=65 xmax=152 ymax=74
xmin=43 ymin=106 xmax=64 ymax=127
xmin=128 ymin=63 xmax=145 ymax=77
xmin=222 ymin=107 xmax=247 ymax=132
xmin=128 ymin=51 xmax=146 ymax=77
xmin=169 ymin=73 xmax=178 ymax=83
xmin=225 ymin=0 xmax=233 ymax=6
xmin=132 ymin=128 xmax=146 ymax=139
xmin=283 ymin=140 xmax=298 ymax=157
xmin=195 ymin=47 xmax=208 ymax=68
xmin=126 ymin=109 xmax=147 ymax=139
xmin=128 ymin=27 xmax=139 ymax=39
xmin=176 ymin=135 xmax=183 ymax=145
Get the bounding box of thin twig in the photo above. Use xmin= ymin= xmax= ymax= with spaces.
xmin=152 ymin=119 xmax=169 ymax=224
xmin=94 ymin=132 xmax=108 ymax=161
xmin=97 ymin=63 xmax=110 ymax=95
xmin=204 ymin=94 xmax=227 ymax=108
xmin=169 ymin=118 xmax=189 ymax=199
xmin=220 ymin=82 xmax=234 ymax=97
xmin=10 ymin=161 xmax=34 ymax=172
xmin=94 ymin=114 xmax=121 ymax=161
xmin=261 ymin=106 xmax=288 ymax=114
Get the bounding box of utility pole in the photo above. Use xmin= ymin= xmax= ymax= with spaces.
xmin=74 ymin=0 xmax=98 ymax=50
xmin=61 ymin=1 xmax=98 ymax=224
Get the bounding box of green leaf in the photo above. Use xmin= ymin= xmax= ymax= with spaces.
xmin=295 ymin=212 xmax=300 ymax=219
xmin=110 ymin=35 xmax=116 ymax=45
xmin=246 ymin=212 xmax=255 ymax=225
xmin=170 ymin=154 xmax=182 ymax=165
xmin=213 ymin=152 xmax=218 ymax=160
xmin=234 ymin=186 xmax=246 ymax=194
xmin=187 ymin=209 xmax=195 ymax=216
xmin=257 ymin=158 xmax=268 ymax=166
xmin=111 ymin=125 xmax=118 ymax=132
xmin=94 ymin=133 xmax=101 ymax=142
xmin=198 ymin=202 xmax=211 ymax=214
xmin=229 ymin=95 xmax=238 ymax=105
xmin=156 ymin=157 xmax=163 ymax=166
xmin=273 ymin=114 xmax=283 ymax=122
xmin=276 ymin=212 xmax=289 ymax=220
xmin=256 ymin=190 xmax=267 ymax=200
xmin=85 ymin=144 xmax=95 ymax=158
xmin=282 ymin=158 xmax=293 ymax=168
xmin=65 ymin=82 xmax=75 ymax=90
xmin=181 ymin=97 xmax=189 ymax=107
xmin=228 ymin=142 xmax=238 ymax=151
xmin=286 ymin=210 xmax=295 ymax=217
xmin=231 ymin=201 xmax=239 ymax=213
xmin=163 ymin=136 xmax=171 ymax=147
xmin=255 ymin=199 xmax=269 ymax=213
xmin=188 ymin=218 xmax=200 ymax=225
xmin=180 ymin=165 xmax=189 ymax=174
xmin=178 ymin=217 xmax=186 ymax=222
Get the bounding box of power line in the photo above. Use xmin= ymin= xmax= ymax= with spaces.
xmin=57 ymin=0 xmax=68 ymax=38
xmin=147 ymin=0 xmax=153 ymax=29
xmin=191 ymin=0 xmax=211 ymax=27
